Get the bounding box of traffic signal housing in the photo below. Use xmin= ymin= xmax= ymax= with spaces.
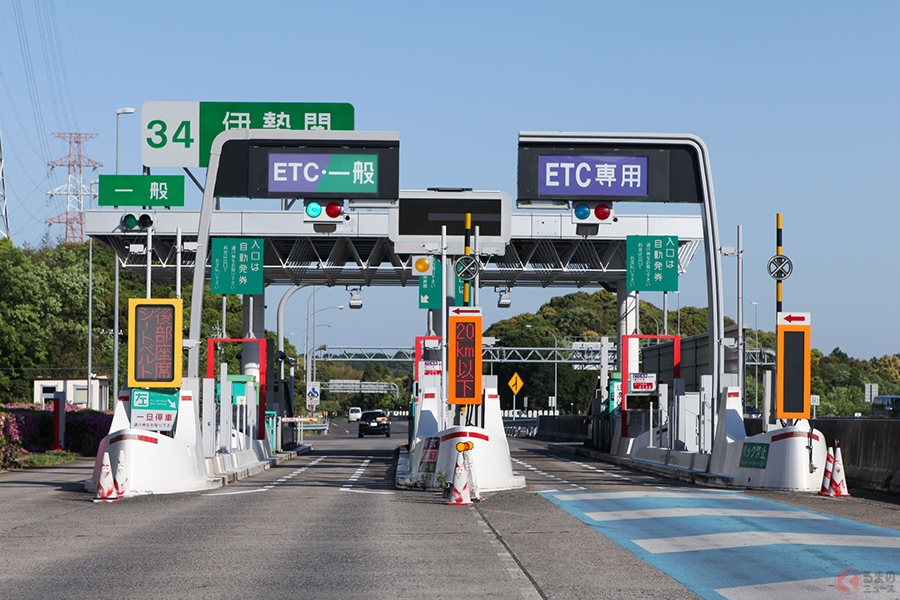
xmin=303 ymin=200 xmax=347 ymax=223
xmin=411 ymin=255 xmax=434 ymax=277
xmin=571 ymin=202 xmax=615 ymax=224
xmin=121 ymin=213 xmax=154 ymax=230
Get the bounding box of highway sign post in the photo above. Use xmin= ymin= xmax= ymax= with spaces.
xmin=306 ymin=382 xmax=320 ymax=410
xmin=508 ymin=372 xmax=524 ymax=417
xmin=776 ymin=312 xmax=811 ymax=419
xmin=98 ymin=174 xmax=185 ymax=207
xmin=141 ymin=101 xmax=354 ymax=168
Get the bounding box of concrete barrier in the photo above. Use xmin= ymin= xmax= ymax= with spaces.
xmin=811 ymin=418 xmax=900 ymax=493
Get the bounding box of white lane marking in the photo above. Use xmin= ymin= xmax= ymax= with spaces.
xmin=512 ymin=457 xmax=585 ymax=490
xmin=634 ymin=532 xmax=900 ymax=554
xmin=203 ymin=456 xmax=326 ymax=496
xmin=585 ymin=508 xmax=830 ymax=522
xmin=340 ymin=456 xmax=373 ymax=492
xmin=341 ymin=489 xmax=394 ymax=495
xmin=716 ymin=575 xmax=882 ymax=600
xmin=204 ymin=488 xmax=268 ymax=496
xmin=552 ymin=490 xmax=749 ymax=501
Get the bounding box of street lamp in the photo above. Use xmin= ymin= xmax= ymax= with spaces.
xmin=751 ymin=301 xmax=759 ymax=409
xmin=526 ymin=324 xmax=558 ymax=412
xmin=304 ymin=306 xmax=343 ymax=384
xmin=113 ymin=107 xmax=135 ymax=398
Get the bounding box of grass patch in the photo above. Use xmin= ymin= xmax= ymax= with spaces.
xmin=13 ymin=452 xmax=77 ymax=468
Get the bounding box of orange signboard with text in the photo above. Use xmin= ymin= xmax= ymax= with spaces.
xmin=448 ymin=308 xmax=482 ymax=405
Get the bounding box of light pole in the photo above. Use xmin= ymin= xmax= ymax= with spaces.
xmin=304 ymin=306 xmax=343 ymax=384
xmin=113 ymin=107 xmax=135 ymax=398
xmin=751 ymin=301 xmax=759 ymax=409
xmin=526 ymin=324 xmax=558 ymax=412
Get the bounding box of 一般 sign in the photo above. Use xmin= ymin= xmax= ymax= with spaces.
xmin=98 ymin=174 xmax=185 ymax=207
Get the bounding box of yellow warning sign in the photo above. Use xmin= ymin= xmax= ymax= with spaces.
xmin=508 ymin=372 xmax=524 ymax=395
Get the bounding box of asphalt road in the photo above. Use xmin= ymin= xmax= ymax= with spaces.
xmin=1 ymin=420 xmax=899 ymax=599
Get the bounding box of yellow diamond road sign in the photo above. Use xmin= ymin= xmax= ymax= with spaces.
xmin=508 ymin=372 xmax=524 ymax=395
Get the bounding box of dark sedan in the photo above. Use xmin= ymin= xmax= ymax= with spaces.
xmin=358 ymin=410 xmax=391 ymax=437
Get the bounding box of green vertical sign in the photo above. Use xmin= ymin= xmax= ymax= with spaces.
xmin=419 ymin=258 xmax=442 ymax=309
xmin=418 ymin=258 xmax=465 ymax=309
xmin=626 ymin=235 xmax=679 ymax=292
xmin=211 ymin=237 xmax=265 ymax=295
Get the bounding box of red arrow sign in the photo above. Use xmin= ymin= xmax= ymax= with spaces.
xmin=450 ymin=307 xmax=482 ymax=315
xmin=784 ymin=314 xmax=806 ymax=323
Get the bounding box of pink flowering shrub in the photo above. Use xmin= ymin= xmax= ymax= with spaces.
xmin=0 ymin=403 xmax=112 ymax=459
xmin=0 ymin=413 xmax=24 ymax=470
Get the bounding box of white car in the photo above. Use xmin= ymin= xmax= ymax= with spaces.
xmin=348 ymin=407 xmax=362 ymax=422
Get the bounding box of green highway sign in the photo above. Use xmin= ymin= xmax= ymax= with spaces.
xmin=626 ymin=235 xmax=679 ymax=292
xmin=211 ymin=237 xmax=265 ymax=295
xmin=98 ymin=174 xmax=185 ymax=207
xmin=130 ymin=388 xmax=179 ymax=431
xmin=418 ymin=258 xmax=466 ymax=309
xmin=419 ymin=257 xmax=443 ymax=309
xmin=141 ymin=101 xmax=355 ymax=168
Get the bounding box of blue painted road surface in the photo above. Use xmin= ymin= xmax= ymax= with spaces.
xmin=542 ymin=488 xmax=900 ymax=599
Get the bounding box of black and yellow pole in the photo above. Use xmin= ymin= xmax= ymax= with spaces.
xmin=776 ymin=213 xmax=783 ymax=313
xmin=464 ymin=212 xmax=472 ymax=306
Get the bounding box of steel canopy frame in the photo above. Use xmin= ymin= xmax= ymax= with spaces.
xmin=187 ymin=129 xmax=400 ymax=379
xmin=518 ymin=132 xmax=724 ymax=400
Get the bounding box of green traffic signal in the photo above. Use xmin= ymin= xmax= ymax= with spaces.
xmin=121 ymin=213 xmax=153 ymax=230
xmin=122 ymin=214 xmax=139 ymax=229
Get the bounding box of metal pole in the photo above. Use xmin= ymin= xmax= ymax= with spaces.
xmin=88 ymin=232 xmax=93 ymax=409
xmin=145 ymin=226 xmax=152 ymax=299
xmin=737 ymin=225 xmax=744 ymax=404
xmin=114 ymin=108 xmax=134 ymax=396
xmin=663 ymin=292 xmax=668 ymax=335
xmin=113 ymin=257 xmax=119 ymax=397
xmin=776 ymin=214 xmax=783 ymax=313
xmin=441 ymin=225 xmax=448 ymax=428
xmin=175 ymin=227 xmax=182 ymax=299
xmin=277 ymin=285 xmax=306 ymax=379
xmin=752 ymin=301 xmax=759 ymax=410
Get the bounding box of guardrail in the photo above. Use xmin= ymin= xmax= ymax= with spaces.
xmin=502 ymin=417 xmax=539 ymax=438
xmin=283 ymin=418 xmax=329 ymax=434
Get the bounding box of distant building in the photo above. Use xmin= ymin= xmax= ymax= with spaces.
xmin=32 ymin=377 xmax=111 ymax=411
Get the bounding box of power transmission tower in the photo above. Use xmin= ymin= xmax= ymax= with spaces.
xmin=46 ymin=132 xmax=102 ymax=243
xmin=0 ymin=123 xmax=10 ymax=242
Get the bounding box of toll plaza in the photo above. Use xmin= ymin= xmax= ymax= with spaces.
xmin=83 ymin=119 xmax=826 ymax=495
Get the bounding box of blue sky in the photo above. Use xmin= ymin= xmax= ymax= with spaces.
xmin=0 ymin=1 xmax=898 ymax=360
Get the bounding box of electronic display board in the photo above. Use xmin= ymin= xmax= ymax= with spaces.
xmin=128 ymin=298 xmax=183 ymax=389
xmin=448 ymin=310 xmax=483 ymax=405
